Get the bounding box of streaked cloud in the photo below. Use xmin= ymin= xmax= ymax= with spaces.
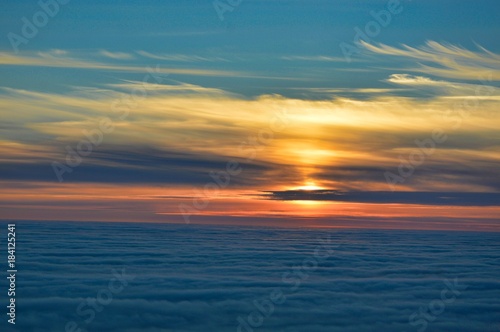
xmin=136 ymin=50 xmax=228 ymax=62
xmin=362 ymin=41 xmax=500 ymax=80
xmin=0 ymin=51 xmax=240 ymax=77
xmin=106 ymin=81 xmax=231 ymax=95
xmin=281 ymin=55 xmax=347 ymax=62
xmin=99 ymin=50 xmax=135 ymax=60
xmin=1 ymin=80 xmax=499 ymax=194
xmin=263 ymin=190 xmax=500 ymax=206
xmin=1 ymin=34 xmax=499 ymax=229
xmin=386 ymin=74 xmax=500 ymax=98
xmin=386 ymin=74 xmax=444 ymax=86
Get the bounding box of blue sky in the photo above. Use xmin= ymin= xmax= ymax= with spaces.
xmin=2 ymin=0 xmax=499 ymax=98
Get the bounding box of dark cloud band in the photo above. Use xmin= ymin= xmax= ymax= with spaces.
xmin=262 ymin=190 xmax=500 ymax=206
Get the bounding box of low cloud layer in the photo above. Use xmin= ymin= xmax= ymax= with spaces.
xmin=3 ymin=221 xmax=499 ymax=331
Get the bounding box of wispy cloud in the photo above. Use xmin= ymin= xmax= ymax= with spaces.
xmin=99 ymin=50 xmax=135 ymax=60
xmin=106 ymin=81 xmax=231 ymax=95
xmin=386 ymin=74 xmax=500 ymax=98
xmin=281 ymin=55 xmax=347 ymax=62
xmin=386 ymin=74 xmax=444 ymax=86
xmin=147 ymin=29 xmax=224 ymax=37
xmin=0 ymin=50 xmax=306 ymax=80
xmin=362 ymin=41 xmax=500 ymax=80
xmin=1 ymin=83 xmax=499 ymax=192
xmin=0 ymin=51 xmax=240 ymax=77
xmin=286 ymin=87 xmax=401 ymax=96
xmin=136 ymin=50 xmax=228 ymax=62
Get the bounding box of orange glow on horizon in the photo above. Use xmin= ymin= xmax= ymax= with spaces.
xmin=1 ymin=180 xmax=500 ymax=232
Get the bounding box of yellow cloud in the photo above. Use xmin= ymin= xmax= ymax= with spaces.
xmin=0 ymin=51 xmax=240 ymax=77
xmin=362 ymin=41 xmax=500 ymax=81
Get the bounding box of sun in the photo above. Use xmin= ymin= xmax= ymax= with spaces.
xmin=293 ymin=181 xmax=324 ymax=191
xmin=288 ymin=181 xmax=326 ymax=206
xmin=297 ymin=184 xmax=323 ymax=191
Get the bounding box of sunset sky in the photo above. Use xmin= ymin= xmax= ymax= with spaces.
xmin=1 ymin=0 xmax=500 ymax=231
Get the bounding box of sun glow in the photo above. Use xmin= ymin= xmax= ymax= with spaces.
xmin=289 ymin=181 xmax=327 ymax=206
xmin=293 ymin=200 xmax=324 ymax=206
xmin=293 ymin=181 xmax=324 ymax=191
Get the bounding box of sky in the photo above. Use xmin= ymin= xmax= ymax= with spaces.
xmin=1 ymin=0 xmax=500 ymax=230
